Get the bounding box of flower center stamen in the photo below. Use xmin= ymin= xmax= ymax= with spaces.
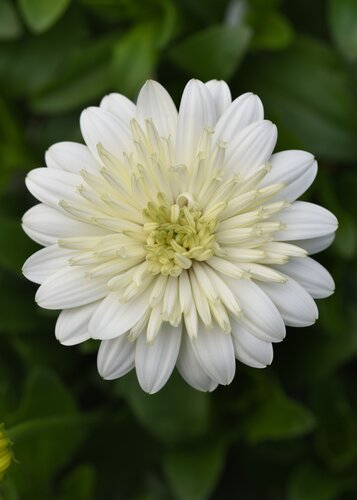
xmin=143 ymin=192 xmax=218 ymax=276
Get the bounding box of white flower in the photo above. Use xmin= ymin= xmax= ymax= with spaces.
xmin=22 ymin=79 xmax=338 ymax=394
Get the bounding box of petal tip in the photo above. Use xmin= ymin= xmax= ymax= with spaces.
xmin=138 ymin=378 xmax=162 ymax=395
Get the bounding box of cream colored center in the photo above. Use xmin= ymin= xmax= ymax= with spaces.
xmin=143 ymin=192 xmax=218 ymax=276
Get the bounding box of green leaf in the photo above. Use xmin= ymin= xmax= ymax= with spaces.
xmin=6 ymin=369 xmax=92 ymax=495
xmin=0 ymin=0 xmax=22 ymax=40
xmin=245 ymin=397 xmax=315 ymax=443
xmin=240 ymin=36 xmax=357 ymax=161
xmin=80 ymin=0 xmax=174 ymax=27
xmin=7 ymin=414 xmax=91 ymax=495
xmin=177 ymin=0 xmax=228 ymax=24
xmin=31 ymin=63 xmax=111 ymax=114
xmin=164 ymin=442 xmax=225 ymax=500
xmin=110 ymin=23 xmax=159 ymax=98
xmin=31 ymin=34 xmax=117 ymax=114
xmin=0 ymin=476 xmax=19 ymax=500
xmin=329 ymin=0 xmax=357 ymax=62
xmin=288 ymin=462 xmax=356 ymax=500
xmin=0 ymin=215 xmax=37 ymax=274
xmin=333 ymin=212 xmax=357 ymax=258
xmin=283 ymin=308 xmax=357 ymax=383
xmin=154 ymin=0 xmax=179 ymax=48
xmin=248 ymin=0 xmax=282 ymax=8
xmin=338 ymin=170 xmax=357 ymax=218
xmin=312 ymin=379 xmax=357 ymax=470
xmin=0 ymin=268 xmax=48 ymax=336
xmin=0 ymin=271 xmax=45 ymax=334
xmin=0 ymin=99 xmax=22 ymax=145
xmin=17 ymin=0 xmax=71 ymax=34
xmin=169 ymin=24 xmax=251 ymax=81
xmin=0 ymin=99 xmax=30 ymax=188
xmin=0 ymin=15 xmax=89 ymax=98
xmin=115 ymin=371 xmax=211 ymax=444
xmin=8 ymin=368 xmax=76 ymax=423
xmin=250 ymin=11 xmax=294 ymax=50
xmin=56 ymin=464 xmax=96 ymax=500
xmin=314 ymin=168 xmax=357 ymax=259
xmin=241 ymin=373 xmax=316 ymax=443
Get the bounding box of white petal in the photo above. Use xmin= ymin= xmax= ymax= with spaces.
xmin=203 ymin=266 xmax=241 ymax=317
xmin=22 ymin=244 xmax=74 ymax=284
xmin=231 ymin=321 xmax=273 ymax=368
xmin=175 ymin=79 xmax=217 ymax=166
xmin=22 ymin=204 xmax=108 ymax=246
xmin=80 ymin=106 xmax=132 ymax=162
xmin=100 ymin=92 xmax=136 ymax=124
xmin=178 ymin=271 xmax=191 ymax=314
xmin=225 ymin=278 xmax=286 ymax=342
xmin=135 ymin=322 xmax=182 ymax=394
xmin=162 ymin=275 xmax=179 ymax=324
xmin=259 ymin=275 xmax=318 ymax=327
xmin=35 ymin=266 xmax=108 ymax=310
xmin=213 ymin=92 xmax=264 ymax=144
xmin=190 ymin=323 xmax=235 ymax=385
xmin=291 ymin=233 xmax=336 ymax=255
xmin=22 ymin=225 xmax=52 ymax=246
xmin=189 ymin=271 xmax=212 ymax=326
xmin=205 ymin=80 xmax=232 ymax=118
xmin=45 ymin=142 xmax=100 ymax=174
xmin=177 ymin=332 xmax=218 ymax=392
xmin=274 ymin=257 xmax=335 ymax=298
xmin=236 ymin=343 xmax=266 ymax=368
xmin=25 ymin=168 xmax=81 ymax=209
xmin=273 ymin=201 xmax=338 ymax=241
xmin=224 ymin=120 xmax=277 ymax=175
xmin=89 ymin=290 xmax=151 ymax=340
xmin=234 ymin=345 xmax=265 ymax=368
xmin=136 ymin=80 xmax=178 ymax=138
xmin=97 ymin=335 xmax=135 ymax=379
xmin=261 ymin=150 xmax=317 ymax=202
xmin=55 ymin=301 xmax=99 ymax=345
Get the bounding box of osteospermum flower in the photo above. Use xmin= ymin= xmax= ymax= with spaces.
xmin=22 ymin=79 xmax=338 ymax=393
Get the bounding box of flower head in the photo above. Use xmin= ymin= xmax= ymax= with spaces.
xmin=22 ymin=79 xmax=338 ymax=393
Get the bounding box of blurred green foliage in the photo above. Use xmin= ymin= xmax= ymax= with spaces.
xmin=0 ymin=0 xmax=356 ymax=498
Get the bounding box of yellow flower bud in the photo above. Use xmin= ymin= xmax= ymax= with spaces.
xmin=0 ymin=424 xmax=12 ymax=481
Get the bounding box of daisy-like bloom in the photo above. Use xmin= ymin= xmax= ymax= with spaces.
xmin=22 ymin=79 xmax=338 ymax=394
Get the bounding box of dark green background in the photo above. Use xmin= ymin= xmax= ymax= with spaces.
xmin=0 ymin=0 xmax=356 ymax=498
